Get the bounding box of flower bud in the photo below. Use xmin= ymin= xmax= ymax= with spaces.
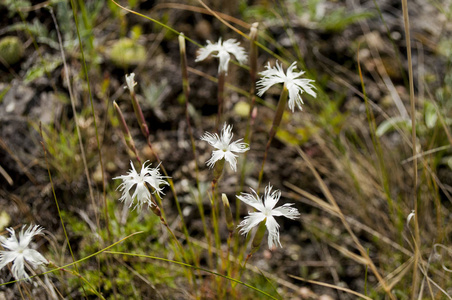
xmin=221 ymin=193 xmax=234 ymax=233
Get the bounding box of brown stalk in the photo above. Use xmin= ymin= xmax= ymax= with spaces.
xmin=296 ymin=146 xmax=396 ymax=300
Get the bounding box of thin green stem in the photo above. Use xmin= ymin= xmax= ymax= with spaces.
xmin=69 ymin=0 xmax=111 ymax=241
xmin=217 ymin=71 xmax=226 ymax=129
xmin=257 ymin=86 xmax=289 ymax=191
xmin=210 ymin=181 xmax=222 ymax=255
xmin=39 ymin=124 xmax=84 ymax=295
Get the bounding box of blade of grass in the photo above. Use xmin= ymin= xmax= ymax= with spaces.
xmin=38 ymin=123 xmax=87 ymax=299
xmin=49 ymin=7 xmax=100 ymax=235
xmin=288 ymin=274 xmax=373 ymax=300
xmin=356 ymin=45 xmax=399 ymax=227
xmin=105 ymin=251 xmax=282 ymax=300
xmin=68 ymin=0 xmax=110 ymax=240
xmin=0 ymin=232 xmax=143 ymax=286
xmin=67 ymin=1 xmax=116 ymax=296
xmin=401 ymin=0 xmax=421 ymax=298
xmin=296 ymin=146 xmax=396 ymax=300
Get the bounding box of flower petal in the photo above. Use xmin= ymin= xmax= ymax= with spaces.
xmin=11 ymin=255 xmax=28 ymax=280
xmin=263 ymin=184 xmax=280 ymax=210
xmin=237 ymin=189 xmax=265 ymax=212
xmin=223 ymin=39 xmax=248 ymax=64
xmin=206 ymin=150 xmax=226 ymax=169
xmin=272 ymin=203 xmax=300 ymax=219
xmin=23 ymin=249 xmax=48 ymax=268
xmin=238 ymin=212 xmax=266 ymax=235
xmin=256 ymin=61 xmax=316 ymax=112
xmin=265 ymin=216 xmax=281 ymax=248
xmin=200 ymin=132 xmax=221 ymax=147
xmin=223 ymin=151 xmax=238 ymax=172
xmin=228 ymin=140 xmax=249 ymax=153
xmin=195 ymin=40 xmax=221 ymax=62
xmin=19 ymin=225 xmax=44 ymax=249
xmin=0 ymin=250 xmax=18 ymax=270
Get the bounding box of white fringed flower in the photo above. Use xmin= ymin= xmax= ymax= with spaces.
xmin=256 ymin=61 xmax=317 ymax=112
xmin=201 ymin=123 xmax=249 ymax=172
xmin=195 ymin=38 xmax=248 ymax=74
xmin=0 ymin=225 xmax=48 ymax=281
xmin=237 ymin=184 xmax=300 ymax=248
xmin=125 ymin=73 xmax=137 ymax=92
xmin=114 ymin=161 xmax=169 ymax=209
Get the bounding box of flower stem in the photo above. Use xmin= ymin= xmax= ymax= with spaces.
xmin=48 ymin=261 xmax=106 ymax=300
xmin=216 ymin=71 xmax=226 ymax=129
xmin=113 ymin=101 xmax=141 ymax=164
xmin=236 ymin=220 xmax=266 ymax=286
xmin=151 ymin=198 xmax=197 ymax=291
xmin=257 ymin=85 xmax=289 ymax=191
xmin=130 ymin=91 xmax=149 ymax=138
xmin=238 ymin=22 xmax=259 ymax=215
xmin=179 ymin=33 xmax=212 ymax=273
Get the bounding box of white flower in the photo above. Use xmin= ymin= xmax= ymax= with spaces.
xmin=0 ymin=225 xmax=48 ymax=281
xmin=125 ymin=73 xmax=137 ymax=92
xmin=237 ymin=184 xmax=300 ymax=248
xmin=201 ymin=123 xmax=249 ymax=172
xmin=195 ymin=38 xmax=247 ymax=74
xmin=114 ymin=161 xmax=169 ymax=209
xmin=256 ymin=61 xmax=316 ymax=112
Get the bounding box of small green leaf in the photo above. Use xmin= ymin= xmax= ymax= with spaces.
xmin=376 ymin=117 xmax=411 ymax=137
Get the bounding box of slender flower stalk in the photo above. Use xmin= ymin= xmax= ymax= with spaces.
xmin=256 ymin=61 xmax=316 ymax=190
xmin=0 ymin=225 xmax=48 ymax=281
xmin=248 ymin=23 xmax=259 ymax=117
xmin=196 ymin=38 xmax=247 ymax=128
xmin=115 ymin=160 xmax=197 ymax=287
xmin=179 ymin=34 xmax=209 ymax=277
xmin=179 ymin=33 xmax=201 ymax=184
xmin=221 ymin=193 xmax=235 ymax=275
xmin=201 ymin=123 xmax=248 ymax=273
xmin=217 ymin=71 xmax=226 ymax=128
xmin=119 ymin=86 xmax=197 ymax=287
xmin=124 ymin=73 xmax=150 ymax=138
xmin=125 ymin=90 xmax=195 ymax=272
xmin=179 ymin=33 xmax=190 ymax=99
xmin=114 ymin=162 xmax=194 ymax=284
xmin=113 ymin=101 xmax=141 ymax=164
xmin=257 ymin=86 xmax=288 ymax=189
xmin=238 ymin=22 xmax=260 ymax=219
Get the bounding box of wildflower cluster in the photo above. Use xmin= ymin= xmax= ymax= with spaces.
xmin=1 ymin=30 xmax=317 ymax=288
